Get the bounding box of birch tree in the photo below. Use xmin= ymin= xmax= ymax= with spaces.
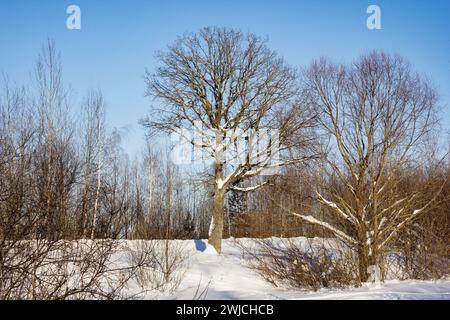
xmin=287 ymin=52 xmax=444 ymax=282
xmin=34 ymin=40 xmax=74 ymax=239
xmin=79 ymin=90 xmax=106 ymax=239
xmin=90 ymin=93 xmax=105 ymax=239
xmin=142 ymin=27 xmax=315 ymax=252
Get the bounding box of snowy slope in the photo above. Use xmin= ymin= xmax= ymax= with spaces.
xmin=143 ymin=238 xmax=450 ymax=300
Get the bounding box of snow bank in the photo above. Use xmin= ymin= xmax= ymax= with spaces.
xmin=134 ymin=238 xmax=450 ymax=300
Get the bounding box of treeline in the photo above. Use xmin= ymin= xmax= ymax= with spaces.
xmin=1 ymin=42 xmax=449 ymax=243
xmin=0 ymin=41 xmax=206 ymax=243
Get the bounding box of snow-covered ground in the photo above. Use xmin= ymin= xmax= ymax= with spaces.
xmin=138 ymin=238 xmax=450 ymax=300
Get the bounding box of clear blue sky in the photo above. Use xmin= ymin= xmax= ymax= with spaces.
xmin=1 ymin=0 xmax=449 ymax=155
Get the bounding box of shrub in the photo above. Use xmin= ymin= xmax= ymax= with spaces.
xmin=237 ymin=238 xmax=359 ymax=291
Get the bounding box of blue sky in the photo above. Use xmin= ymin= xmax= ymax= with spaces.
xmin=0 ymin=0 xmax=449 ymax=156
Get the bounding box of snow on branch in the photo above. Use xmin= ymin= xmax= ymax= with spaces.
xmin=290 ymin=212 xmax=358 ymax=245
xmin=230 ymin=181 xmax=268 ymax=192
xmin=316 ymin=191 xmax=359 ymax=226
xmin=378 ymin=179 xmax=447 ymax=249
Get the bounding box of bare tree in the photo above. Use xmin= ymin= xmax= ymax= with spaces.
xmin=281 ymin=52 xmax=445 ymax=282
xmin=89 ymin=92 xmax=106 ymax=239
xmin=34 ymin=40 xmax=75 ymax=240
xmin=78 ymin=90 xmax=106 ymax=239
xmin=142 ymin=27 xmax=315 ymax=252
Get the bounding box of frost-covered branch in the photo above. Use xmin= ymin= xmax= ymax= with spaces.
xmin=230 ymin=181 xmax=268 ymax=192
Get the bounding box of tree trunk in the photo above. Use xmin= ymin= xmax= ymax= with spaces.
xmin=357 ymin=245 xmax=369 ymax=284
xmin=358 ymin=244 xmax=378 ymax=284
xmin=209 ymin=133 xmax=225 ymax=253
xmin=90 ymin=147 xmax=102 ymax=239
xmin=208 ymin=189 xmax=225 ymax=253
xmin=80 ymin=168 xmax=90 ymax=238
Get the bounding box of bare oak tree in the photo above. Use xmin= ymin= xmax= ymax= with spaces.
xmin=142 ymin=27 xmax=315 ymax=252
xmin=285 ymin=52 xmax=444 ymax=282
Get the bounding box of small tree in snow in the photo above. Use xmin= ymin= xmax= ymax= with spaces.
xmin=284 ymin=52 xmax=445 ymax=282
xmin=142 ymin=27 xmax=316 ymax=253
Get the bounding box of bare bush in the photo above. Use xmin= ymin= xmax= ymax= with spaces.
xmin=237 ymin=238 xmax=358 ymax=291
xmin=386 ymin=221 xmax=449 ymax=280
xmin=127 ymin=240 xmax=188 ymax=294
xmin=192 ymin=276 xmax=211 ymax=300
xmin=0 ymin=239 xmax=138 ymax=299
